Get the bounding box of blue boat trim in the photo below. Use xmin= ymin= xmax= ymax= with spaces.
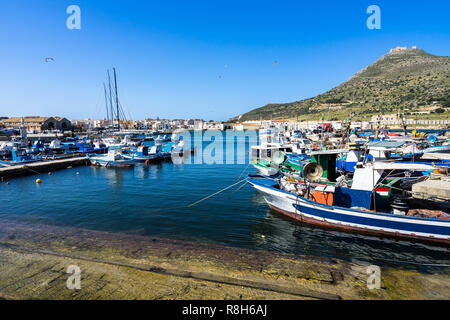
xmin=247 ymin=176 xmax=450 ymax=224
xmin=293 ymin=203 xmax=450 ymax=236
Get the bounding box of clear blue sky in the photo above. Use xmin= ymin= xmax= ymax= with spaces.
xmin=0 ymin=0 xmax=448 ymax=121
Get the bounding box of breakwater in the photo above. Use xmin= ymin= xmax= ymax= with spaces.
xmin=0 ymin=157 xmax=89 ymax=179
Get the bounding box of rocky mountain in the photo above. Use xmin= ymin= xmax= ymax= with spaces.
xmin=230 ymin=47 xmax=450 ymax=122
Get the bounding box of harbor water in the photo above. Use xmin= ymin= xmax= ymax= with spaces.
xmin=1 ymin=131 xmax=449 ymax=273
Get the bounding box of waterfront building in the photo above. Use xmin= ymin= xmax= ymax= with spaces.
xmin=1 ymin=116 xmax=72 ymax=133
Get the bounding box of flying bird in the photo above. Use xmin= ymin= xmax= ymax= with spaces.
xmin=273 ymin=60 xmax=278 ymax=67
xmin=45 ymin=57 xmax=54 ymax=63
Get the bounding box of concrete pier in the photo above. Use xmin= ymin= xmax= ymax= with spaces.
xmin=0 ymin=157 xmax=89 ymax=179
xmin=0 ymin=220 xmax=448 ymax=300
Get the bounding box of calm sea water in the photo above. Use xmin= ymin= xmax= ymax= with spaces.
xmin=0 ymin=131 xmax=448 ymax=272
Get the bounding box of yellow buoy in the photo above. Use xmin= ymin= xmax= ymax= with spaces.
xmin=36 ymin=179 xmax=42 ymax=184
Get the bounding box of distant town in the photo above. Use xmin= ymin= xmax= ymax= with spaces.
xmin=0 ymin=113 xmax=449 ymax=137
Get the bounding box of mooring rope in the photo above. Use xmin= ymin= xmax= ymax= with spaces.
xmin=230 ymin=180 xmax=248 ymax=195
xmin=22 ymin=165 xmax=41 ymax=175
xmin=146 ymin=178 xmax=249 ymax=213
xmin=235 ymin=162 xmax=251 ymax=182
xmin=187 ymin=178 xmax=248 ymax=207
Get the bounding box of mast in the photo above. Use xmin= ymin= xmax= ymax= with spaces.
xmin=340 ymin=112 xmax=354 ymax=147
xmin=375 ymin=107 xmax=383 ymax=139
xmin=113 ymin=68 xmax=120 ymax=130
xmin=107 ymin=70 xmax=114 ymax=129
xmin=103 ymin=83 xmax=109 ymax=127
xmin=400 ymin=111 xmax=407 ymax=136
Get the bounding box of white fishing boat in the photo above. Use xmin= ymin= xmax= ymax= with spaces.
xmin=250 ymin=127 xmax=310 ymax=176
xmin=87 ymin=149 xmax=135 ymax=167
xmin=422 ymin=143 xmax=450 ymax=154
xmin=250 ymin=145 xmax=285 ymax=176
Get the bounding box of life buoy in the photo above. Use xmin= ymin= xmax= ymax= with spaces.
xmin=145 ymin=160 xmax=150 ymax=166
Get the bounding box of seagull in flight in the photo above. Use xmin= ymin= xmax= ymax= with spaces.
xmin=45 ymin=57 xmax=55 ymax=63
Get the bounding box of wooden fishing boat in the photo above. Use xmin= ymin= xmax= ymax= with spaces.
xmin=248 ymin=161 xmax=450 ymax=246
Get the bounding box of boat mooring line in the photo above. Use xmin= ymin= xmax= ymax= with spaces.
xmin=22 ymin=165 xmax=41 ymax=175
xmin=231 ymin=181 xmax=248 ymax=195
xmin=187 ymin=178 xmax=248 ymax=207
xmin=145 ymin=179 xmax=248 ymax=212
xmin=235 ymin=162 xmax=251 ymax=182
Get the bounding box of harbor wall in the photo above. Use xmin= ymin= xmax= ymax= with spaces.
xmin=0 ymin=157 xmax=89 ymax=179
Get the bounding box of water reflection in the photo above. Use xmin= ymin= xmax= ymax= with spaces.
xmin=250 ymin=208 xmax=450 ymax=273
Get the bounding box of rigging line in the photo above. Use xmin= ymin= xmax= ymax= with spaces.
xmin=92 ymin=89 xmax=104 ymax=121
xmin=118 ymin=100 xmax=132 ymax=122
xmin=119 ymin=102 xmax=129 ymax=122
xmin=187 ymin=178 xmax=247 ymax=208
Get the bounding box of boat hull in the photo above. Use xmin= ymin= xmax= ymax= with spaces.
xmin=121 ymin=154 xmax=159 ymax=162
xmin=423 ymin=145 xmax=450 ymax=154
xmin=248 ymin=177 xmax=450 ymax=246
xmin=87 ymin=156 xmax=135 ymax=167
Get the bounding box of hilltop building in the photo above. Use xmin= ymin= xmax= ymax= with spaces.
xmin=389 ymin=46 xmax=418 ymax=54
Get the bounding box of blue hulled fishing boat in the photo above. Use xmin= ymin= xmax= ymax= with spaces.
xmin=121 ymin=145 xmax=159 ymax=162
xmin=248 ymin=160 xmax=450 ymax=246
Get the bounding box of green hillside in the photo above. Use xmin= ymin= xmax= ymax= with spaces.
xmin=230 ymin=48 xmax=450 ymax=122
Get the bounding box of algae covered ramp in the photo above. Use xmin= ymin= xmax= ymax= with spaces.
xmin=0 ymin=220 xmax=448 ymax=300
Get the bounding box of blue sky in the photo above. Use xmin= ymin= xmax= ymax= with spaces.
xmin=0 ymin=0 xmax=448 ymax=121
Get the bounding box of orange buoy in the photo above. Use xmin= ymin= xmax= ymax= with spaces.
xmin=145 ymin=160 xmax=150 ymax=166
xmin=36 ymin=179 xmax=42 ymax=184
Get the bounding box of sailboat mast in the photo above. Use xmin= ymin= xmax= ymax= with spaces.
xmin=107 ymin=70 xmax=114 ymax=128
xmin=103 ymin=83 xmax=110 ymax=126
xmin=113 ymin=68 xmax=120 ymax=130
